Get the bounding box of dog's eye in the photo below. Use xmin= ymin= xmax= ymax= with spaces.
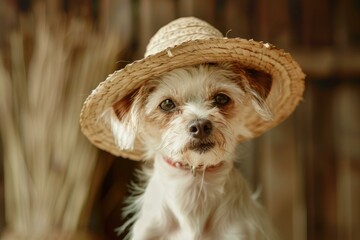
xmin=159 ymin=99 xmax=176 ymax=112
xmin=214 ymin=93 xmax=230 ymax=107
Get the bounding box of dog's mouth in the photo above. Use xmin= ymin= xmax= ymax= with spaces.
xmin=188 ymin=140 xmax=215 ymax=153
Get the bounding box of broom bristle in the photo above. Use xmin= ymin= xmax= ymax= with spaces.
xmin=0 ymin=6 xmax=122 ymax=237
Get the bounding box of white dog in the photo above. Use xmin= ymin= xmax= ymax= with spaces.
xmin=110 ymin=63 xmax=277 ymax=240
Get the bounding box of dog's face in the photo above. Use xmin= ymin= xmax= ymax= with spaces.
xmin=110 ymin=64 xmax=272 ymax=167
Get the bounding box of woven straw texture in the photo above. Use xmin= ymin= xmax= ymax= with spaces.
xmin=80 ymin=17 xmax=305 ymax=160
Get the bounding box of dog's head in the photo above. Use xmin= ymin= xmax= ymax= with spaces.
xmin=109 ymin=64 xmax=272 ymax=167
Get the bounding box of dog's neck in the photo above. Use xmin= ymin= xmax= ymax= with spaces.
xmin=148 ymin=155 xmax=243 ymax=237
xmin=163 ymin=156 xmax=224 ymax=177
xmin=152 ymin=154 xmax=233 ymax=198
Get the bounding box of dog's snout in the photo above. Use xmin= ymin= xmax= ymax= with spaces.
xmin=188 ymin=119 xmax=212 ymax=139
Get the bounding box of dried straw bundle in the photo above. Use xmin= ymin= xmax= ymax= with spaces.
xmin=0 ymin=9 xmax=121 ymax=239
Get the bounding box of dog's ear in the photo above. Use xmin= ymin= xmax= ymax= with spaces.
xmin=219 ymin=62 xmax=273 ymax=121
xmin=109 ymin=88 xmax=142 ymax=150
xmin=242 ymin=68 xmax=273 ymax=121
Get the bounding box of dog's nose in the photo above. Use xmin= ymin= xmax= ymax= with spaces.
xmin=188 ymin=119 xmax=212 ymax=139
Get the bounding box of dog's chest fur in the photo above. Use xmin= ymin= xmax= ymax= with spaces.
xmin=126 ymin=160 xmax=273 ymax=240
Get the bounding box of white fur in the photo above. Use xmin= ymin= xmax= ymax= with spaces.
xmin=109 ymin=109 xmax=137 ymax=150
xmin=110 ymin=64 xmax=277 ymax=240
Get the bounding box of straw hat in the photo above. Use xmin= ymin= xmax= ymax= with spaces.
xmin=80 ymin=17 xmax=305 ymax=160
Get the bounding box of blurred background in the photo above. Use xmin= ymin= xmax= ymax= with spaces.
xmin=0 ymin=0 xmax=359 ymax=239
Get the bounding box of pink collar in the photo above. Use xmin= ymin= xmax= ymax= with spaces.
xmin=164 ymin=157 xmax=223 ymax=176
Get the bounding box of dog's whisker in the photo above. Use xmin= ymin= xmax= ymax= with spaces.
xmin=196 ymin=168 xmax=206 ymax=201
xmin=159 ymin=141 xmax=172 ymax=151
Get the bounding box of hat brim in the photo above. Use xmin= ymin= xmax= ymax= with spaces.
xmin=80 ymin=38 xmax=305 ymax=160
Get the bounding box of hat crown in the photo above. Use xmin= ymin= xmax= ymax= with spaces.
xmin=145 ymin=17 xmax=223 ymax=57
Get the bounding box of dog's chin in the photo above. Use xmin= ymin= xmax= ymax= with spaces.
xmin=164 ymin=140 xmax=225 ymax=167
xmin=188 ymin=140 xmax=216 ymax=154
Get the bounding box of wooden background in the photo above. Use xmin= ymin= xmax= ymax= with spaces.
xmin=1 ymin=0 xmax=359 ymax=239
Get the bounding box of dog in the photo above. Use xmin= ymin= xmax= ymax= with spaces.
xmin=109 ymin=63 xmax=277 ymax=240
